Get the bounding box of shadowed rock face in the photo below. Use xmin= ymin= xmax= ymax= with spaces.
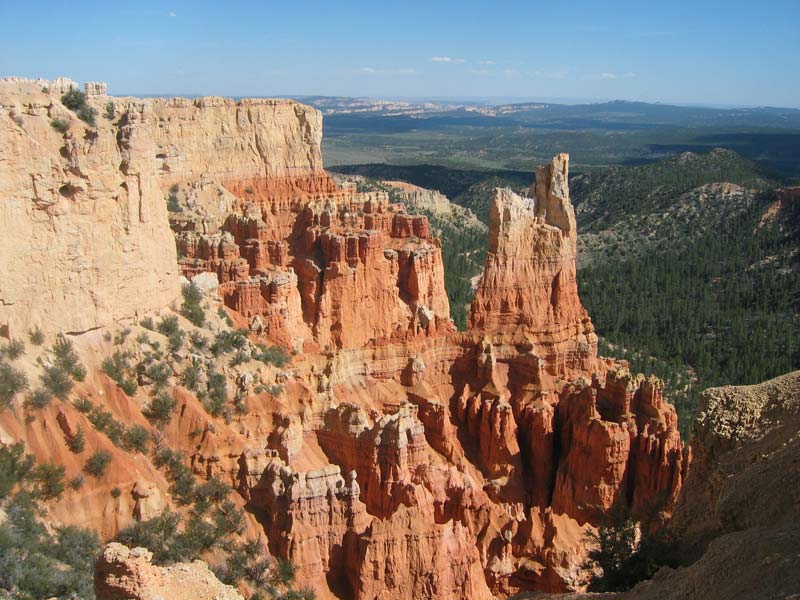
xmin=2 ymin=79 xmax=687 ymax=600
xmin=515 ymin=371 xmax=800 ymax=600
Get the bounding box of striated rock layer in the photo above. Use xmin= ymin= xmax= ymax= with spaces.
xmin=1 ymin=78 xmax=688 ymax=600
xmin=468 ymin=153 xmax=597 ymax=381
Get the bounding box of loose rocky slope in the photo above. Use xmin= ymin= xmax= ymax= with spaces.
xmin=0 ymin=78 xmax=687 ymax=600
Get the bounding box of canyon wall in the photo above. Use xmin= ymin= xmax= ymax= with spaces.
xmin=1 ymin=79 xmax=688 ymax=600
xmin=0 ymin=77 xmax=333 ymax=337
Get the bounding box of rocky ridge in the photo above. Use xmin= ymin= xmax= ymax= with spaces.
xmin=0 ymin=79 xmax=686 ymax=600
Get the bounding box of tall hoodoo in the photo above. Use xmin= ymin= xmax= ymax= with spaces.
xmin=468 ymin=153 xmax=597 ymax=379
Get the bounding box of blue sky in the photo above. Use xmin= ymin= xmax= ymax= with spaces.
xmin=2 ymin=0 xmax=798 ymax=107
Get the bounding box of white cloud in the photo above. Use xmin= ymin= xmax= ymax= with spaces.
xmin=431 ymin=56 xmax=465 ymax=64
xmin=622 ymin=71 xmax=638 ymax=78
xmin=469 ymin=69 xmax=491 ymax=76
xmin=355 ymin=67 xmax=416 ymax=75
xmin=478 ymin=60 xmax=496 ymax=65
xmin=596 ymin=72 xmax=618 ymax=80
xmin=503 ymin=68 xmax=520 ymax=77
xmin=168 ymin=11 xmax=177 ymax=17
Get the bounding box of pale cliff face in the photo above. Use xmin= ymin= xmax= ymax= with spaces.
xmin=0 ymin=79 xmax=327 ymax=336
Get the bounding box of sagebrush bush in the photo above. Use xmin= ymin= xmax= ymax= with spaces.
xmin=0 ymin=361 xmax=29 ymax=408
xmin=40 ymin=365 xmax=73 ymax=400
xmin=84 ymin=450 xmax=112 ymax=477
xmin=144 ymin=392 xmax=177 ymax=425
xmin=67 ymin=426 xmax=86 ymax=453
xmin=31 ymin=462 xmax=66 ymax=499
xmin=204 ymin=371 xmax=228 ymax=416
xmin=253 ymin=344 xmax=290 ymax=368
xmin=101 ymin=350 xmax=138 ymax=396
xmin=211 ymin=330 xmax=249 ymax=356
xmin=181 ymin=283 xmax=205 ymax=327
xmin=3 ymin=339 xmax=26 ymax=360
xmin=50 ymin=117 xmax=69 ymax=133
xmin=61 ymin=89 xmax=96 ymax=125
xmin=28 ymin=327 xmax=45 ymax=346
xmin=73 ymin=396 xmax=93 ymax=413
xmin=0 ymin=442 xmax=34 ymax=499
xmin=145 ymin=360 xmax=172 ymax=389
xmin=157 ymin=315 xmax=180 ymax=337
xmin=25 ymin=388 xmax=52 ymax=410
xmin=52 ymin=334 xmax=86 ymax=381
xmin=123 ymin=424 xmax=150 ymax=453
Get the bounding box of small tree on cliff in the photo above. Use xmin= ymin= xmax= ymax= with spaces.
xmin=584 ymin=501 xmax=678 ymax=592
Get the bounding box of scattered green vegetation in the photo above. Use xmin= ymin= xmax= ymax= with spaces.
xmin=51 ymin=334 xmax=86 ymax=382
xmin=0 ymin=492 xmax=100 ymax=599
xmin=103 ymin=101 xmax=115 ymax=120
xmin=61 ymin=89 xmax=96 ymax=126
xmin=111 ymin=486 xmax=122 ymax=498
xmin=113 ymin=328 xmax=132 ymax=346
xmin=30 ymin=462 xmax=66 ymax=500
xmin=157 ymin=315 xmax=185 ymax=353
xmin=73 ymin=396 xmax=93 ymax=413
xmin=0 ymin=361 xmax=28 ymax=408
xmin=50 ymin=117 xmax=69 ymax=133
xmin=145 ymin=360 xmax=172 ymax=390
xmin=67 ymin=426 xmax=86 ymax=454
xmin=217 ymin=306 xmax=234 ymax=327
xmin=84 ymin=450 xmax=112 ymax=478
xmin=181 ymin=283 xmax=205 ymax=327
xmin=28 ymin=327 xmax=45 ymax=346
xmin=167 ymin=193 xmax=183 ymax=213
xmin=40 ymin=365 xmax=73 ymax=400
xmin=101 ymin=350 xmax=138 ymax=396
xmin=230 ymin=350 xmax=250 ymax=367
xmin=584 ymin=504 xmax=678 ymax=592
xmin=140 ymin=316 xmax=156 ymax=330
xmin=253 ymin=344 xmax=290 ymax=368
xmin=25 ymin=389 xmax=52 ymax=411
xmin=211 ymin=329 xmax=249 ymax=357
xmin=204 ymin=371 xmax=228 ymax=417
xmin=144 ymin=392 xmax=177 ymax=426
xmin=2 ymin=339 xmax=26 ymax=360
xmin=122 ymin=424 xmax=150 ymax=454
xmin=180 ymin=358 xmax=203 ymax=392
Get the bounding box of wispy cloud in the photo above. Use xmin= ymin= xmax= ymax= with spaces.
xmin=168 ymin=10 xmax=177 ymax=17
xmin=503 ymin=68 xmax=520 ymax=77
xmin=592 ymin=71 xmax=637 ymax=80
xmin=469 ymin=69 xmax=491 ymax=76
xmin=431 ymin=56 xmax=465 ymax=64
xmin=355 ymin=67 xmax=417 ymax=75
xmin=477 ymin=60 xmax=496 ymax=65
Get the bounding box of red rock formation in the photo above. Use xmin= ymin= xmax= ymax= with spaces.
xmin=468 ymin=154 xmax=597 ymax=380
xmin=2 ymin=77 xmax=689 ymax=600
